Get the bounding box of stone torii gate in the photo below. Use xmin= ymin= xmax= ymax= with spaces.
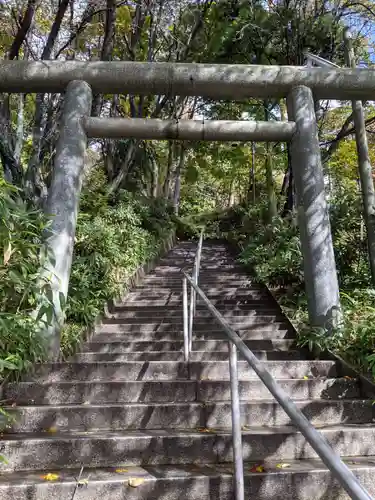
xmin=1 ymin=60 xmax=374 ymax=357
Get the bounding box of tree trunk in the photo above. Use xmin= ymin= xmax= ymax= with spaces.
xmin=344 ymin=28 xmax=375 ymax=286
xmin=228 ymin=179 xmax=235 ymax=207
xmin=0 ymin=137 xmax=23 ymax=184
xmin=265 ymin=146 xmax=277 ymax=219
xmin=281 ymin=145 xmax=294 ymax=217
xmin=41 ymin=0 xmax=71 ymax=60
xmin=108 ymin=140 xmax=140 ymax=194
xmin=173 ymin=144 xmax=186 ymax=215
xmin=8 ymin=0 xmax=40 ymax=60
xmin=163 ymin=141 xmax=174 ymax=199
xmin=264 ymin=102 xmax=277 ymax=219
xmin=92 ymin=0 xmax=117 ymax=117
xmin=247 ymin=141 xmax=256 ymax=203
xmin=150 ymin=153 xmax=159 ymax=198
xmin=26 ymin=0 xmax=71 ymax=202
xmin=14 ymin=93 xmax=24 ymax=163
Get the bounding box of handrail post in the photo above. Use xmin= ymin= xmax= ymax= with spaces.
xmin=188 ymin=268 xmax=194 ymax=353
xmin=188 ymin=231 xmax=204 ymax=352
xmin=183 ymin=276 xmax=189 ymax=362
xmin=229 ymin=342 xmax=245 ymax=500
xmin=193 ymin=230 xmax=204 ymax=315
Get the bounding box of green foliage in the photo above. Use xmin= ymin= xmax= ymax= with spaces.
xmin=330 ymin=191 xmax=371 ymax=288
xmin=193 ymin=185 xmax=375 ymax=377
xmin=60 ymin=323 xmax=85 ymax=361
xmin=297 ymin=290 xmax=375 ymax=375
xmin=63 ymin=172 xmax=175 ymax=354
xmin=239 ymin=211 xmax=303 ymax=288
xmin=0 ymin=168 xmax=175 ymax=372
xmin=175 ymin=204 xmax=249 ymax=241
xmin=0 ymin=179 xmax=57 ymax=380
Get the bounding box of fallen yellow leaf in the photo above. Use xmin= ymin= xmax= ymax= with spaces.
xmin=276 ymin=463 xmax=291 ymax=469
xmin=128 ymin=477 xmax=145 ymax=487
xmin=250 ymin=465 xmax=265 ymax=473
xmin=115 ymin=468 xmax=129 ymax=473
xmin=41 ymin=473 xmax=59 ymax=481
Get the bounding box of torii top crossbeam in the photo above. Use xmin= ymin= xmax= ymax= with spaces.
xmin=0 ymin=61 xmax=375 ymax=99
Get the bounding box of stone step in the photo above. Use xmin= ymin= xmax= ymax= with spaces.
xmin=103 ymin=314 xmax=285 ymax=325
xmin=111 ymin=303 xmax=279 ymax=313
xmin=3 ymin=459 xmax=373 ymax=500
xmin=152 ymin=260 xmax=240 ymax=266
xmin=25 ymin=360 xmax=336 ymax=382
xmin=106 ymin=308 xmax=282 ymax=319
xmin=124 ymin=291 xmax=269 ymax=301
xmin=4 ymin=399 xmax=374 ymax=433
xmin=82 ymin=339 xmax=297 ymax=353
xmin=149 ymin=267 xmax=245 ymax=275
xmin=132 ymin=286 xmax=263 ymax=293
xmin=99 ymin=314 xmax=287 ymax=326
xmin=140 ymin=280 xmax=255 ymax=287
xmin=72 ymin=350 xmax=306 ymax=362
xmin=149 ymin=271 xmax=246 ymax=278
xmin=2 ymin=378 xmax=361 ymax=405
xmin=1 ymin=424 xmax=373 ymax=472
xmin=117 ymin=298 xmax=270 ymax=306
xmin=93 ymin=325 xmax=293 ymax=340
xmin=145 ymin=275 xmax=250 ymax=283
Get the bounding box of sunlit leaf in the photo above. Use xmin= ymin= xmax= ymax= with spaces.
xmin=128 ymin=477 xmax=146 ymax=487
xmin=41 ymin=473 xmax=59 ymax=481
xmin=276 ymin=463 xmax=291 ymax=469
xmin=3 ymin=241 xmax=11 ymax=265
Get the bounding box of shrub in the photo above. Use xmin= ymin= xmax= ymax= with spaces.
xmin=0 ymin=167 xmax=175 ymax=373
xmin=64 ymin=180 xmax=175 ymax=353
xmin=0 ymin=180 xmax=55 ymax=380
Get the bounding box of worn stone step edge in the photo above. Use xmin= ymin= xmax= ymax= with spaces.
xmin=109 ymin=305 xmax=281 ymax=314
xmin=81 ymin=339 xmax=297 ymax=352
xmin=72 ymin=350 xmax=306 ymax=362
xmin=97 ymin=319 xmax=290 ymax=329
xmin=4 ymin=399 xmax=374 ymax=433
xmin=2 ymin=378 xmax=360 ymax=405
xmin=0 ymin=458 xmax=375 ymax=500
xmin=25 ymin=360 xmax=338 ymax=382
xmin=105 ymin=311 xmax=283 ymax=320
xmin=91 ymin=329 xmax=295 ymax=341
xmin=1 ymin=425 xmax=375 ymax=472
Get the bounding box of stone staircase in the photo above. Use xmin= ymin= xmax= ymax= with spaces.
xmin=1 ymin=241 xmax=375 ymax=499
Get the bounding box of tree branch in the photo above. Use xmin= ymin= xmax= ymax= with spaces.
xmin=8 ymin=0 xmax=40 ymax=60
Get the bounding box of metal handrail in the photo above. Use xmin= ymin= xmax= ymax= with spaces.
xmin=182 ymin=230 xmax=204 ymax=361
xmin=182 ymin=268 xmax=373 ymax=500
